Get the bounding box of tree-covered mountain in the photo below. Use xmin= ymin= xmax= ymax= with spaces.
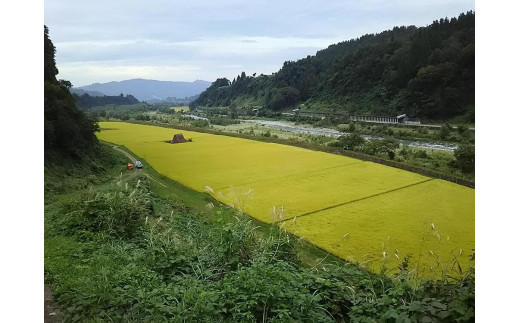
xmin=75 ymin=79 xmax=211 ymax=102
xmin=73 ymin=93 xmax=140 ymax=109
xmin=146 ymin=94 xmax=200 ymax=105
xmin=70 ymin=88 xmax=106 ymax=97
xmin=44 ymin=26 xmax=98 ymax=157
xmin=193 ymin=11 xmax=474 ymax=121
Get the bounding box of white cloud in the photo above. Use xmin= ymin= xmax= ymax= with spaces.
xmin=45 ymin=0 xmax=475 ymax=84
xmin=58 ymin=62 xmax=202 ymax=86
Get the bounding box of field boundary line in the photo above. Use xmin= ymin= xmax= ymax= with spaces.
xmin=213 ymin=161 xmax=364 ymax=191
xmin=144 ymin=174 xmax=167 ymax=187
xmin=275 ymin=178 xmax=435 ymax=223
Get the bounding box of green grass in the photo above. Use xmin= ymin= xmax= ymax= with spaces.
xmin=44 ymin=143 xmax=128 ymax=204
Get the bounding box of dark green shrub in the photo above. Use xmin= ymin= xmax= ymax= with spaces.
xmin=457 ymin=124 xmax=471 ymax=139
xmin=415 ymin=150 xmax=428 ymax=158
xmin=59 ymin=180 xmax=152 ymax=239
xmin=336 ymin=124 xmax=349 ymax=132
xmin=361 ymin=138 xmax=399 ymax=156
xmin=331 ymin=133 xmax=365 ymax=150
xmin=191 ymin=119 xmax=210 ymax=128
xmin=399 ymin=146 xmax=410 ymax=159
xmin=439 ymin=123 xmax=452 ymax=140
xmin=218 ymin=260 xmax=332 ymax=322
xmin=453 ymin=142 xmax=475 ymax=173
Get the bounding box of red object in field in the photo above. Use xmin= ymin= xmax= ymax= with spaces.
xmin=127 ymin=163 xmax=134 ymax=170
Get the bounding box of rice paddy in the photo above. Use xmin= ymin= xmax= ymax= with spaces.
xmin=97 ymin=122 xmax=475 ymax=277
xmin=170 ymin=106 xmax=190 ymax=112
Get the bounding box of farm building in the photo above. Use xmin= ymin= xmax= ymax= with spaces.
xmin=171 ymin=133 xmax=187 ymax=144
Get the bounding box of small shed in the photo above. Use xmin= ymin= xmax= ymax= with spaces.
xmin=171 ymin=133 xmax=187 ymax=144
xmin=396 ymin=114 xmax=409 ymax=124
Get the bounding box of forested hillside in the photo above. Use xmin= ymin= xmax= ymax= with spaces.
xmin=193 ymin=11 xmax=474 ymax=121
xmin=44 ymin=26 xmax=98 ymax=158
xmin=74 ymin=92 xmax=140 ymax=109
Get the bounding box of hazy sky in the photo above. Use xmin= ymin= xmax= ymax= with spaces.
xmin=44 ymin=0 xmax=475 ymax=87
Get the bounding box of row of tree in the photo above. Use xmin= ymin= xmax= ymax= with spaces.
xmin=73 ymin=93 xmax=140 ymax=109
xmin=193 ymin=11 xmax=474 ymax=121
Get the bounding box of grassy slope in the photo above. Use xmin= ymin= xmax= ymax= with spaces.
xmin=44 ymin=142 xmax=475 ymax=321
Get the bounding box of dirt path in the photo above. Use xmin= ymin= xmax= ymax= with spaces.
xmin=113 ymin=145 xmax=138 ymax=164
xmin=44 ymin=285 xmax=62 ymax=322
xmin=113 ymin=145 xmax=142 ymax=181
xmin=112 ymin=145 xmax=167 ymax=187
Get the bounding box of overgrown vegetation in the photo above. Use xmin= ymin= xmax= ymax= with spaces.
xmin=44 ymin=145 xmax=125 ymax=202
xmin=45 ymin=143 xmax=475 ymax=322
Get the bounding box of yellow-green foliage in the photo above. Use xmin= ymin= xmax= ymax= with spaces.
xmin=170 ymin=106 xmax=190 ymax=112
xmin=283 ymin=179 xmax=475 ymax=277
xmin=97 ymin=122 xmax=474 ymax=277
xmin=217 ymin=162 xmax=430 ymax=222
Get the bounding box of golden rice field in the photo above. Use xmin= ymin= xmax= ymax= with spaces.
xmin=170 ymin=106 xmax=190 ymax=112
xmin=97 ymin=122 xmax=475 ymax=277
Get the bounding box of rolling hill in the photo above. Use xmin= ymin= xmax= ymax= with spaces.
xmin=75 ymin=79 xmax=211 ymax=102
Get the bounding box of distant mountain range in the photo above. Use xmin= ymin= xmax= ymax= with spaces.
xmin=73 ymin=79 xmax=211 ymax=102
xmin=146 ymin=94 xmax=200 ymax=105
xmin=70 ymin=88 xmax=106 ymax=97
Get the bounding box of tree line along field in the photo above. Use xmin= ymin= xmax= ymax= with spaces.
xmin=97 ymin=122 xmax=474 ymax=278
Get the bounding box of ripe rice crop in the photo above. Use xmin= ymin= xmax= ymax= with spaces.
xmin=171 ymin=106 xmax=190 ymax=112
xmin=282 ymin=179 xmax=475 ymax=277
xmin=97 ymin=122 xmax=474 ymax=277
